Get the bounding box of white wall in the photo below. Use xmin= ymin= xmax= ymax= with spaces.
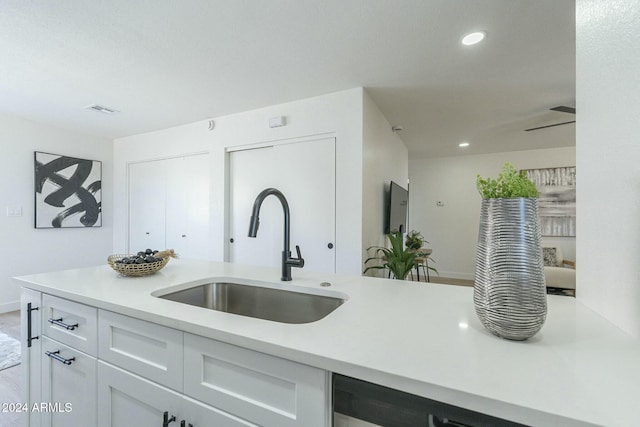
xmin=409 ymin=147 xmax=576 ymax=280
xmin=114 ymin=88 xmax=365 ymax=275
xmin=576 ymin=0 xmax=640 ymax=338
xmin=0 ymin=114 xmax=113 ymax=312
xmin=362 ymin=91 xmax=409 ymax=276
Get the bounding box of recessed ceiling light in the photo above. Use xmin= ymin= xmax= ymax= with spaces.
xmin=461 ymin=31 xmax=486 ymax=46
xmin=459 ymin=142 xmax=470 ymax=148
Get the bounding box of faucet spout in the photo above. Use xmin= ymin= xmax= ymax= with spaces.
xmin=248 ymin=188 xmax=304 ymax=281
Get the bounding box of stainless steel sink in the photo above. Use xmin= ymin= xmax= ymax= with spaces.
xmin=157 ymin=281 xmax=345 ymax=324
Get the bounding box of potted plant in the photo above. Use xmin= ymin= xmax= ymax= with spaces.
xmin=363 ymin=232 xmax=418 ymax=280
xmin=474 ymin=162 xmax=547 ymax=340
xmin=405 ymin=230 xmax=424 ymax=250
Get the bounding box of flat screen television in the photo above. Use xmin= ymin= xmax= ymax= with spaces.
xmin=385 ymin=181 xmax=408 ymax=234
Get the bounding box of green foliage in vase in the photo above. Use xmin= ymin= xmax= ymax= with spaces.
xmin=476 ymin=162 xmax=539 ymax=199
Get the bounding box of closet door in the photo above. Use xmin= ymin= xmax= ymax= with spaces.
xmin=165 ymin=154 xmax=210 ymax=259
xmin=128 ymin=161 xmax=166 ymax=253
xmin=228 ymin=138 xmax=336 ymax=274
xmin=128 ymin=154 xmax=210 ymax=258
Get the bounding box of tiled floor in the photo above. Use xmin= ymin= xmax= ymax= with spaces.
xmin=0 ymin=310 xmax=21 ymax=427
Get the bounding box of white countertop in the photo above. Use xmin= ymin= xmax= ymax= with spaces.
xmin=15 ymin=260 xmax=640 ymax=426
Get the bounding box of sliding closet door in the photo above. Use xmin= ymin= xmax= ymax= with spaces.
xmin=228 ymin=138 xmax=336 ymax=274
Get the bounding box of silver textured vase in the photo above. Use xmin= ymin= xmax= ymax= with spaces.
xmin=474 ymin=198 xmax=547 ymax=340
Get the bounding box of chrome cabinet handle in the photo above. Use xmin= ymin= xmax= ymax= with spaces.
xmin=45 ymin=350 xmax=75 ymax=365
xmin=48 ymin=317 xmax=79 ymax=331
xmin=27 ymin=303 xmax=39 ymax=348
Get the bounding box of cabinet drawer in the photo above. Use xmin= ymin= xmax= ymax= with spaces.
xmin=42 ymin=294 xmax=97 ymax=356
xmin=98 ymin=310 xmax=183 ymax=391
xmin=184 ymin=333 xmax=330 ymax=427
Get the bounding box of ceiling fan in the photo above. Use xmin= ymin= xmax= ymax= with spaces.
xmin=524 ymin=106 xmax=576 ymax=132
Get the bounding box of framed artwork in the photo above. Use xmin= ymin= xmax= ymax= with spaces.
xmin=523 ymin=166 xmax=575 ymax=237
xmin=34 ymin=151 xmax=102 ymax=228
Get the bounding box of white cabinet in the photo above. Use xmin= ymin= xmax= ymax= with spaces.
xmin=98 ymin=310 xmax=183 ymax=390
xmin=98 ymin=361 xmax=257 ymax=427
xmin=184 ymin=333 xmax=330 ymax=427
xmin=41 ymin=336 xmax=97 ymax=426
xmin=41 ymin=294 xmax=97 ymax=356
xmin=20 ymin=288 xmax=42 ymax=427
xmin=128 ymin=154 xmax=210 ymax=259
xmin=22 ymin=292 xmax=330 ymax=427
xmin=21 ymin=291 xmax=98 ymax=427
xmin=98 ymin=312 xmax=329 ymax=427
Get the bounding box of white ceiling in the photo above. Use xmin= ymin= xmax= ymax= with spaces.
xmin=0 ymin=0 xmax=575 ymax=158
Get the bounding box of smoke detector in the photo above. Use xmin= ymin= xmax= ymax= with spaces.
xmin=84 ymin=104 xmax=119 ymax=114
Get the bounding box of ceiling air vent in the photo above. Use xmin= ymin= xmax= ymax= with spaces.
xmin=84 ymin=104 xmax=119 ymax=114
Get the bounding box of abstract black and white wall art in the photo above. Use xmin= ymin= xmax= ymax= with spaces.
xmin=34 ymin=151 xmax=102 ymax=228
xmin=523 ymin=166 xmax=576 ymax=237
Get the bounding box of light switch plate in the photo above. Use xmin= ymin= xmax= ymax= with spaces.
xmin=6 ymin=207 xmax=22 ymax=217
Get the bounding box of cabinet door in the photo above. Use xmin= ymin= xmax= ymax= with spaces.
xmin=98 ymin=361 xmax=258 ymax=427
xmin=41 ymin=336 xmax=96 ymax=426
xmin=20 ymin=288 xmax=42 ymax=427
xmin=228 ymin=138 xmax=336 ymax=274
xmin=98 ymin=361 xmax=180 ymax=427
xmin=128 ymin=160 xmax=167 ymax=253
xmin=182 ymin=394 xmax=259 ymax=427
xmin=165 ymin=154 xmax=210 ymax=259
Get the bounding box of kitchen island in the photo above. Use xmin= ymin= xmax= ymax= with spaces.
xmin=15 ymin=259 xmax=640 ymax=426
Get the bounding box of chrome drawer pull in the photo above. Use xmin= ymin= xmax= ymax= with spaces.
xmin=48 ymin=317 xmax=79 ymax=331
xmin=45 ymin=350 xmax=75 ymax=365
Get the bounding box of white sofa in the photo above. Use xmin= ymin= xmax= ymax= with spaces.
xmin=543 ymin=246 xmax=576 ymax=295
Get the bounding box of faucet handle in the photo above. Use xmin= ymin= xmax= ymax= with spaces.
xmin=294 ymin=245 xmax=305 ymax=268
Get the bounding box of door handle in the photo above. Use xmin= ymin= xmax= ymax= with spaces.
xmin=328 ymin=243 xmax=334 ymax=249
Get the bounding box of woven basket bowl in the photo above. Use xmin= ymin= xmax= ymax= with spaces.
xmin=107 ymin=254 xmax=169 ymax=277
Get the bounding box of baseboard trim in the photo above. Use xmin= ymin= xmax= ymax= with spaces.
xmin=0 ymin=300 xmax=20 ymax=314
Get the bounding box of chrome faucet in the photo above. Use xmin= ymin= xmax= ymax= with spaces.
xmin=248 ymin=188 xmax=304 ymax=281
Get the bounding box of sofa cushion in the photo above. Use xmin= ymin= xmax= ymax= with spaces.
xmin=544 ymin=266 xmax=576 ymax=290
